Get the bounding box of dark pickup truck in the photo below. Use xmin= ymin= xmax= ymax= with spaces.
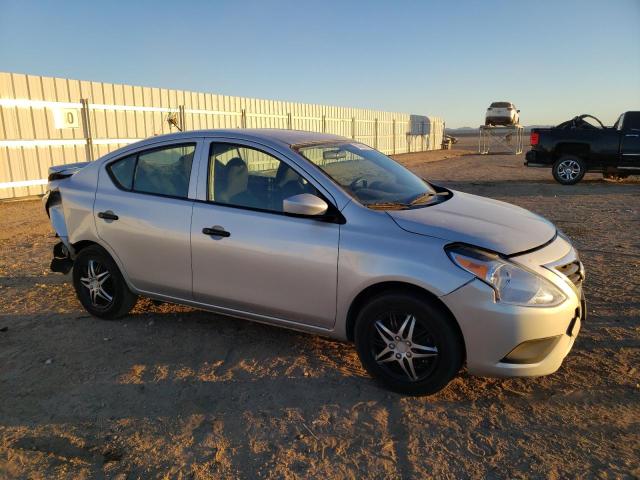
xmin=525 ymin=111 xmax=640 ymax=184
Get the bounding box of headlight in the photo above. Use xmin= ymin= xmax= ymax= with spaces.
xmin=446 ymin=245 xmax=566 ymax=307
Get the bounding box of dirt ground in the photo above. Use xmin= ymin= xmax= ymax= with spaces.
xmin=1 ymin=138 xmax=639 ymax=479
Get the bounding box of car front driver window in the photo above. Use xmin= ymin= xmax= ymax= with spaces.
xmin=208 ymin=143 xmax=318 ymax=213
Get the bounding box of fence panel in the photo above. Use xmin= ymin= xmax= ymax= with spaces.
xmin=0 ymin=71 xmax=444 ymax=199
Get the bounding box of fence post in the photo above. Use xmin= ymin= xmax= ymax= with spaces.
xmin=322 ymin=114 xmax=326 ymax=133
xmin=392 ymin=119 xmax=396 ymax=154
xmin=287 ymin=112 xmax=292 ymax=130
xmin=80 ymin=98 xmax=93 ymax=162
xmin=241 ymin=109 xmax=246 ymax=128
xmin=374 ymin=118 xmax=378 ymax=150
xmin=351 ymin=117 xmax=356 ymax=139
xmin=179 ymin=105 xmax=186 ymax=131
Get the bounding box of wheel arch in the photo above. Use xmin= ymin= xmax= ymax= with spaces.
xmin=70 ymin=239 xmax=136 ymax=291
xmin=71 ymin=239 xmax=101 ymax=256
xmin=553 ymin=142 xmax=590 ymax=160
xmin=345 ymin=281 xmax=466 ymax=359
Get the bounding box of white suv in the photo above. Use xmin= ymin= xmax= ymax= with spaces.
xmin=485 ymin=102 xmax=520 ymax=126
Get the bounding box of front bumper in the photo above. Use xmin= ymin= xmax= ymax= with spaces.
xmin=441 ymin=279 xmax=583 ymax=377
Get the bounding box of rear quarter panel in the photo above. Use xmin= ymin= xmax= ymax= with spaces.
xmin=58 ymin=162 xmax=101 ymax=248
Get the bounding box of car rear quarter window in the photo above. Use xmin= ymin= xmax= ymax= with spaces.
xmin=107 ymin=154 xmax=136 ymax=190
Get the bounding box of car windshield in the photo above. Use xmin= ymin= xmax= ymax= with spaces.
xmin=295 ymin=142 xmax=437 ymax=209
xmin=490 ymin=102 xmax=512 ymax=108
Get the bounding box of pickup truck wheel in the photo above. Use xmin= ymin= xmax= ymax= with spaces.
xmin=552 ymin=155 xmax=586 ymax=185
xmin=72 ymin=245 xmax=138 ymax=320
xmin=354 ymin=292 xmax=463 ymax=395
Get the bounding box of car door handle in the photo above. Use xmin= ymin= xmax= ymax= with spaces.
xmin=625 ymin=134 xmax=639 ymax=137
xmin=97 ymin=211 xmax=119 ymax=221
xmin=202 ymin=226 xmax=230 ymax=237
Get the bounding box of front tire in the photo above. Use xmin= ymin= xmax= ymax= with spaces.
xmin=354 ymin=292 xmax=464 ymax=395
xmin=552 ymin=155 xmax=586 ymax=185
xmin=72 ymin=245 xmax=137 ymax=319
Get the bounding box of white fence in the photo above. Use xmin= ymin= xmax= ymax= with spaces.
xmin=0 ymin=72 xmax=444 ymax=199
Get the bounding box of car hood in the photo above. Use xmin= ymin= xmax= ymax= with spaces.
xmin=387 ymin=191 xmax=556 ymax=255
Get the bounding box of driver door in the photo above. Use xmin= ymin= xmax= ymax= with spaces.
xmin=190 ymin=140 xmax=340 ymax=329
xmin=620 ymin=112 xmax=640 ymax=168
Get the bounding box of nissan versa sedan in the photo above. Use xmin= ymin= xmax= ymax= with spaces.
xmin=44 ymin=129 xmax=585 ymax=395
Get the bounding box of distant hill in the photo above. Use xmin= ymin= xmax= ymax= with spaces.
xmin=446 ymin=125 xmax=553 ymax=135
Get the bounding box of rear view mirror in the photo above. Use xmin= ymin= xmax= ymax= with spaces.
xmin=323 ymin=149 xmax=347 ymax=161
xmin=283 ymin=193 xmax=328 ymax=216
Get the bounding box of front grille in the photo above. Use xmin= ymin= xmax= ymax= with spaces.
xmin=555 ymin=260 xmax=584 ymax=289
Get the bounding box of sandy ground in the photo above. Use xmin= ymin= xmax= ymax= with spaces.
xmin=0 ymin=139 xmax=639 ymax=479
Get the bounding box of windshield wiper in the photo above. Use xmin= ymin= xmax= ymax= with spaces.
xmin=367 ymin=191 xmax=450 ymax=210
xmin=408 ymin=191 xmax=436 ymax=205
xmin=366 ymin=201 xmax=411 ymax=210
xmin=409 ymin=191 xmax=451 ymax=205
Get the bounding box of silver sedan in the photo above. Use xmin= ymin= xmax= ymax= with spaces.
xmin=44 ymin=129 xmax=585 ymax=395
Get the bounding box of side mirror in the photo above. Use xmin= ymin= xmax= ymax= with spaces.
xmin=283 ymin=193 xmax=328 ymax=216
xmin=517 ymin=110 xmax=521 ymax=113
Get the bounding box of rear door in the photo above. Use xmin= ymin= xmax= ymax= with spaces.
xmin=94 ymin=138 xmax=203 ymax=299
xmin=620 ymin=112 xmax=640 ymax=168
xmin=190 ymin=139 xmax=340 ymax=329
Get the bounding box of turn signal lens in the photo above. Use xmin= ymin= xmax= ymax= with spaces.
xmin=455 ymin=257 xmax=489 ymax=279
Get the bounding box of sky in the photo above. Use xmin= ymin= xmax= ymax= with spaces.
xmin=0 ymin=0 xmax=639 ymax=128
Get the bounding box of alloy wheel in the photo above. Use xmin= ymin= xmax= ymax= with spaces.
xmin=79 ymin=259 xmax=113 ymax=308
xmin=372 ymin=313 xmax=439 ymax=382
xmin=557 ymin=160 xmax=581 ymax=181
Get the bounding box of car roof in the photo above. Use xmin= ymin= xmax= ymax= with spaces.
xmin=134 ymin=129 xmax=348 ymax=148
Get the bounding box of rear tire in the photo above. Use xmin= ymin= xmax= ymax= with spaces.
xmin=552 ymin=155 xmax=586 ymax=185
xmin=72 ymin=245 xmax=137 ymax=319
xmin=354 ymin=292 xmax=464 ymax=395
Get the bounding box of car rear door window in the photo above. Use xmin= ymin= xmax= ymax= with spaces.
xmin=107 ymin=143 xmax=196 ymax=198
xmin=208 ymin=143 xmax=318 ymax=212
xmin=134 ymin=145 xmax=195 ymax=198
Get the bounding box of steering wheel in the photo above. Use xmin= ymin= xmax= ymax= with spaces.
xmin=349 ymin=176 xmax=368 ymax=191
